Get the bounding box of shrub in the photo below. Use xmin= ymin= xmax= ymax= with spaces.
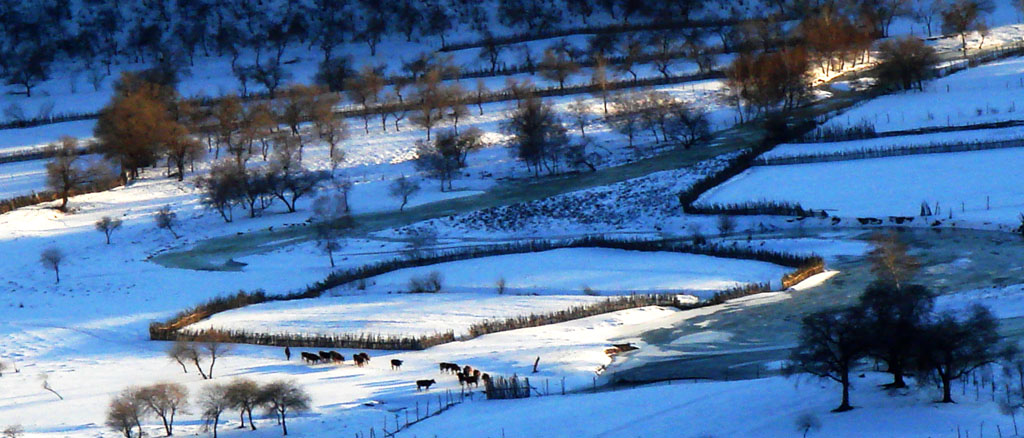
xmin=408 ymin=271 xmax=443 ymax=293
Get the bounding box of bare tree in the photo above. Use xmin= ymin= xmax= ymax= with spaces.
xmin=46 ymin=136 xmax=93 ymax=211
xmin=388 ymin=175 xmax=421 ymax=211
xmin=197 ymin=331 xmax=234 ymax=379
xmin=155 ymin=206 xmax=180 ymax=239
xmin=788 ymin=306 xmax=869 ymax=412
xmin=225 ymin=378 xmax=262 ymax=431
xmin=198 ymin=384 xmax=231 ymax=438
xmin=538 ymin=48 xmax=580 ymax=90
xmin=95 ymin=216 xmax=123 ymax=244
xmin=106 ymin=388 xmax=145 ymax=438
xmin=795 ymin=413 xmax=821 ymax=438
xmin=716 ymin=215 xmax=737 ymax=236
xmin=606 ymin=93 xmax=645 ymax=148
xmin=866 ymin=231 xmax=920 ymax=290
xmin=40 ymin=247 xmax=64 ymax=284
xmin=167 ymin=340 xmax=192 ymax=374
xmin=1 ymin=425 xmax=24 ymax=438
xmin=918 ymin=304 xmax=1012 ymax=403
xmin=137 ymin=383 xmax=189 ymax=436
xmin=259 ymin=380 xmax=311 ymax=436
xmin=941 ymin=0 xmax=995 ymax=56
xmin=312 ymin=194 xmax=351 ymax=268
xmin=567 ymin=98 xmax=594 ymax=137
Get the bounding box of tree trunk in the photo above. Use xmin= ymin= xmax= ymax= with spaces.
xmin=942 ymin=376 xmax=954 ymax=403
xmin=835 ymin=372 xmax=853 ymax=412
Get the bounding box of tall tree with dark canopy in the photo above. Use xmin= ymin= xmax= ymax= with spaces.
xmin=502 ymin=97 xmax=569 ymax=177
xmin=858 ymin=282 xmax=935 ymax=388
xmin=917 ymin=305 xmax=1013 ymax=403
xmin=789 ymin=306 xmax=869 ymax=412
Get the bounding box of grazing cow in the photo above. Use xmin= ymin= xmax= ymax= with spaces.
xmin=462 ymin=365 xmax=473 ymax=376
xmin=416 ymin=379 xmax=436 ymax=391
xmin=464 ymin=375 xmax=479 ymax=387
xmin=354 ymin=353 xmax=370 ymax=367
xmin=439 ymin=362 xmax=459 ymax=374
xmin=391 ymin=359 xmax=403 ymax=370
xmin=439 ymin=363 xmax=450 ymax=373
xmin=456 ymin=372 xmax=467 ymax=386
xmin=301 ymin=352 xmax=320 ymax=364
xmin=318 ymin=351 xmax=332 ymax=362
xmin=329 ymin=351 xmax=345 ymax=363
xmin=357 ymin=352 xmax=371 ymax=363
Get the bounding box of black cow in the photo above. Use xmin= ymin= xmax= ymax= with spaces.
xmin=439 ymin=362 xmax=459 ymax=374
xmin=391 ymin=359 xmax=403 ymax=370
xmin=416 ymin=379 xmax=436 ymax=391
xmin=329 ymin=351 xmax=345 ymax=363
xmin=318 ymin=351 xmax=332 ymax=362
xmin=354 ymin=353 xmax=368 ymax=367
xmin=464 ymin=375 xmax=479 ymax=387
xmin=301 ymin=352 xmax=320 ymax=364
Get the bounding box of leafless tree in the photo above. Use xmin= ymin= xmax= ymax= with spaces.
xmin=1 ymin=424 xmax=24 ymax=438
xmin=46 ymin=136 xmax=93 ymax=211
xmin=95 ymin=216 xmax=123 ymax=244
xmin=567 ymin=97 xmax=594 ymax=137
xmin=197 ymin=331 xmax=234 ymax=379
xmin=106 ymin=387 xmax=145 ymax=438
xmin=259 ymin=380 xmax=311 ymax=436
xmin=138 ymin=383 xmax=189 ymax=436
xmin=198 ymin=383 xmax=231 ymax=438
xmin=225 ymin=378 xmax=262 ymax=431
xmin=155 ymin=206 xmax=180 ymax=239
xmin=388 ymin=175 xmax=421 ymax=211
xmin=40 ymin=247 xmax=63 ymax=284
xmin=866 ymin=232 xmax=921 ymax=290
xmin=312 ymin=194 xmax=351 ymax=268
xmin=167 ymin=340 xmax=193 ymax=374
xmin=795 ymin=413 xmax=821 ymax=438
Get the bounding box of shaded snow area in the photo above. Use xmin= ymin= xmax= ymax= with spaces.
xmin=823 ymin=56 xmax=1024 ymax=133
xmin=405 ymin=151 xmax=743 ymax=237
xmin=699 ymin=147 xmax=1024 ymax=227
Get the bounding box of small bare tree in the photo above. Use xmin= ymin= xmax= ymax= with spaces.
xmin=155 ymin=206 xmax=180 ymax=239
xmin=40 ymin=373 xmax=63 ymax=400
xmin=795 ymin=413 xmax=821 ymax=438
xmin=259 ymin=380 xmax=311 ymax=436
xmin=867 ymin=231 xmax=921 ymax=289
xmin=45 ymin=136 xmax=93 ymax=211
xmin=138 ymin=383 xmax=189 ymax=436
xmin=197 ymin=331 xmax=234 ymax=379
xmin=225 ymin=378 xmax=262 ymax=431
xmin=1 ymin=424 xmax=24 ymax=438
xmin=717 ymin=215 xmax=737 ymax=236
xmin=40 ymin=247 xmax=63 ymax=284
xmin=198 ymin=383 xmax=231 ymax=438
xmin=388 ymin=175 xmax=421 ymax=211
xmin=567 ymin=97 xmax=593 ymax=137
xmin=106 ymin=388 xmax=145 ymax=438
xmin=167 ymin=340 xmax=192 ymax=374
xmin=95 ymin=216 xmax=123 ymax=244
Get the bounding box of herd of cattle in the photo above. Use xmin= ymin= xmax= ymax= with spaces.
xmin=288 ymin=348 xmax=489 ymax=393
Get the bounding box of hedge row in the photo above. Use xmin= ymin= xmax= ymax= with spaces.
xmin=757 ymin=137 xmax=1024 ymax=166
xmin=167 ymin=327 xmax=457 ymax=351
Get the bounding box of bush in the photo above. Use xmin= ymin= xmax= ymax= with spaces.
xmin=408 ymin=271 xmax=443 ymax=293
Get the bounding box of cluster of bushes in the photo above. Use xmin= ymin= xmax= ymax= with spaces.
xmin=800 ymin=120 xmax=878 ymax=143
xmin=689 ymin=200 xmax=826 ymax=218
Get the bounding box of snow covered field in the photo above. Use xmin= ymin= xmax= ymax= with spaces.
xmin=185 ymin=248 xmax=791 ymax=338
xmin=700 ymin=147 xmax=1024 ymax=226
xmin=823 ymin=56 xmax=1024 ymax=133
xmin=0 ymin=159 xmax=47 ymax=199
xmin=406 ymin=372 xmax=1014 ymax=438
